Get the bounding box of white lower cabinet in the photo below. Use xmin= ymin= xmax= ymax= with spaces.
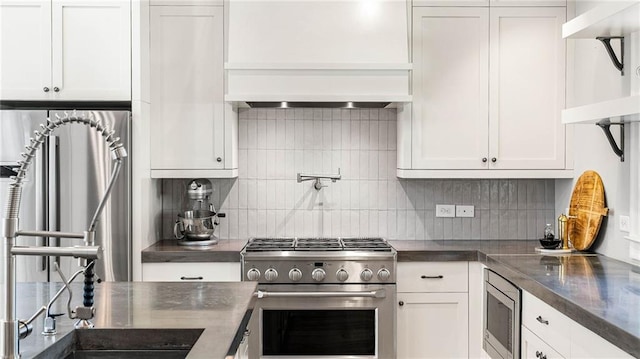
xmin=569 ymin=320 xmax=633 ymax=359
xmin=522 ymin=326 xmax=564 ymax=359
xmin=234 ymin=327 xmax=250 ymax=359
xmin=522 ymin=290 xmax=633 ymax=359
xmin=142 ymin=262 xmax=241 ymax=282
xmin=397 ymin=292 xmax=469 ymax=358
xmin=397 ymin=262 xmax=469 ymax=358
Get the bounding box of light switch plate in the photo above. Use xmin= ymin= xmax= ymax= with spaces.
xmin=436 ymin=204 xmax=455 ymax=218
xmin=456 ymin=205 xmax=475 ymax=218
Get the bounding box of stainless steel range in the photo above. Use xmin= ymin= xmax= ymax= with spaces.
xmin=241 ymin=237 xmax=397 ymax=359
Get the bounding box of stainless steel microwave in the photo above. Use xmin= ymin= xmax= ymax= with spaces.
xmin=483 ymin=269 xmax=521 ymax=359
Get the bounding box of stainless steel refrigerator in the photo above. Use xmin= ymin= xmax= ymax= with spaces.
xmin=0 ymin=109 xmax=131 ymax=282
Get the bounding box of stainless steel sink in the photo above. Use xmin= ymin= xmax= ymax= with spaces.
xmin=33 ymin=328 xmax=204 ymax=359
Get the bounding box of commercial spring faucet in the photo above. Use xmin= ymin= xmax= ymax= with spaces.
xmin=1 ymin=111 xmax=127 ymax=358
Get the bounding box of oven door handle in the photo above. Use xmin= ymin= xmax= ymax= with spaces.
xmin=255 ymin=289 xmax=386 ymax=299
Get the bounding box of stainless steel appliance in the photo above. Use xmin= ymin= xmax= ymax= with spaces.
xmin=173 ymin=178 xmax=223 ymax=246
xmin=0 ymin=109 xmax=131 ymax=282
xmin=484 ymin=268 xmax=521 ymax=359
xmin=241 ymin=237 xmax=397 ymax=359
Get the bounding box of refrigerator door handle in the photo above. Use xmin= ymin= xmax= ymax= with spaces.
xmin=36 ymin=142 xmax=47 ymax=271
xmin=48 ymin=135 xmax=61 ymax=267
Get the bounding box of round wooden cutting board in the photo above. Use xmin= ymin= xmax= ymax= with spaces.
xmin=568 ymin=171 xmax=608 ymax=251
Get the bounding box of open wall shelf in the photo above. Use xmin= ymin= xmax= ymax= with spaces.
xmin=562 ymin=1 xmax=640 ymax=39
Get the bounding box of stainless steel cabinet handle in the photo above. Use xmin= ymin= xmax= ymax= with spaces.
xmin=180 ymin=276 xmax=203 ymax=280
xmin=255 ymin=290 xmax=385 ymax=299
xmin=53 ymin=87 xmax=60 ymax=92
xmin=482 ymin=157 xmax=488 ymax=163
xmin=43 ymin=87 xmax=50 ymax=92
xmin=491 ymin=157 xmax=497 ymax=163
xmin=421 ymin=275 xmax=444 ymax=279
xmin=536 ymin=316 xmax=549 ymax=325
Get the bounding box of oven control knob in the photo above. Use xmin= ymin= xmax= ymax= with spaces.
xmin=264 ymin=268 xmax=278 ymax=282
xmin=289 ymin=268 xmax=303 ymax=282
xmin=377 ymin=268 xmax=391 ymax=281
xmin=360 ymin=269 xmax=373 ymax=281
xmin=336 ymin=269 xmax=349 ymax=282
xmin=312 ymin=268 xmax=326 ymax=282
xmin=246 ymin=268 xmax=261 ymax=281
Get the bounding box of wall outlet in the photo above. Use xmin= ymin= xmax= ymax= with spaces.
xmin=436 ymin=204 xmax=455 ymax=218
xmin=620 ymin=215 xmax=630 ymax=233
xmin=456 ymin=205 xmax=475 ymax=218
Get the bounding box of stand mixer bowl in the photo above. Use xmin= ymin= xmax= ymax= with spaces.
xmin=174 ymin=209 xmax=218 ymax=241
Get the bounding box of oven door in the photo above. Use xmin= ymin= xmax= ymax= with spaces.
xmin=248 ymin=284 xmax=396 ymax=359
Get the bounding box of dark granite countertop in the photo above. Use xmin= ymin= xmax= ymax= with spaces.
xmin=142 ymin=239 xmax=245 ymax=263
xmin=389 ymin=239 xmax=542 ymax=261
xmin=140 ymin=238 xmax=639 ymax=356
xmin=13 ymin=281 xmax=257 ymax=359
xmin=485 ymin=254 xmax=640 ymax=358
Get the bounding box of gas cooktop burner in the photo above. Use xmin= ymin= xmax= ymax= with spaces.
xmin=244 ymin=237 xmax=393 ymax=252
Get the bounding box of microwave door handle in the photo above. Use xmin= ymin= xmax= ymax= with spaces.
xmin=255 ymin=290 xmax=386 ymax=299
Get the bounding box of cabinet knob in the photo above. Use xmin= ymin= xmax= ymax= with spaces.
xmin=398 ymin=301 xmax=404 ymax=306
xmin=43 ymin=87 xmax=50 ymax=93
xmin=491 ymin=157 xmax=497 ymax=163
xmin=53 ymin=87 xmax=60 ymax=92
xmin=482 ymin=157 xmax=488 ymax=163
xmin=216 ymin=157 xmax=222 ymax=162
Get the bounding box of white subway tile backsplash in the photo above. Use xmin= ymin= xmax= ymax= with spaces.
xmin=161 ymin=108 xmax=555 ymax=241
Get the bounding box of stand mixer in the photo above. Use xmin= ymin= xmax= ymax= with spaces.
xmin=173 ymin=179 xmax=224 ymax=246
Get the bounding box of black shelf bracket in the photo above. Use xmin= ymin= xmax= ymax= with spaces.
xmin=596 ymin=36 xmax=624 ymax=75
xmin=596 ymin=119 xmax=625 ymax=162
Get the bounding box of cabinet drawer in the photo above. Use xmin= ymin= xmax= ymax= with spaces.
xmin=522 ymin=291 xmax=571 ymax=358
xmin=142 ymin=262 xmax=241 ymax=282
xmin=521 ymin=326 xmax=564 ymax=359
xmin=397 ymin=262 xmax=468 ymax=293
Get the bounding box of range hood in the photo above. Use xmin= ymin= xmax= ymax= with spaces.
xmin=226 ymin=0 xmax=412 ymax=106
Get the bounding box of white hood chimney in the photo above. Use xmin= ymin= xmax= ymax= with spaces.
xmin=226 ymin=0 xmax=412 ymax=106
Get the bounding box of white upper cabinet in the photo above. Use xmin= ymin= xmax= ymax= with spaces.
xmin=413 ymin=0 xmax=566 ymax=6
xmin=410 ymin=7 xmax=489 ymax=170
xmin=0 ymin=0 xmax=131 ymax=101
xmin=399 ymin=5 xmax=571 ymax=178
xmin=489 ymin=7 xmax=566 ymax=170
xmin=0 ymin=1 xmax=51 ymax=100
xmin=149 ymin=5 xmax=237 ymax=178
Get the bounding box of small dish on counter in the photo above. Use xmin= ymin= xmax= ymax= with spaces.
xmin=539 ymin=237 xmax=561 ymax=249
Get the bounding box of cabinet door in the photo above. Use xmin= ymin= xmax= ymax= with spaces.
xmin=150 ymin=6 xmax=225 ymax=171
xmin=412 ymin=7 xmax=489 ymax=170
xmin=521 ymin=326 xmax=565 ymax=359
xmin=489 ymin=7 xmax=566 ymax=169
xmin=51 ymin=0 xmax=131 ymax=100
xmin=0 ymin=0 xmax=51 ymax=100
xmin=397 ymin=292 xmax=469 ymax=358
